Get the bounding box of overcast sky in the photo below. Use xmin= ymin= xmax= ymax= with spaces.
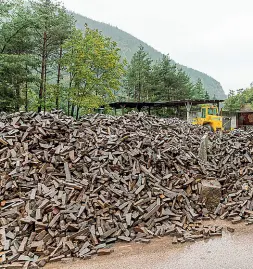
xmin=62 ymin=0 xmax=253 ymax=93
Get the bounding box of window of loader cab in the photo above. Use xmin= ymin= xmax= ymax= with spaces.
xmin=201 ymin=108 xmax=206 ymax=118
xmin=208 ymin=108 xmax=217 ymax=115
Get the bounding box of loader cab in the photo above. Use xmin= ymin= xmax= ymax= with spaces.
xmin=201 ymin=105 xmax=219 ymax=118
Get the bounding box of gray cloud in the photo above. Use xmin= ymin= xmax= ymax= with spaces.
xmin=62 ymin=0 xmax=253 ymax=93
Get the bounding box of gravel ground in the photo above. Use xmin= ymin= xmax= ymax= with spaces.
xmin=45 ymin=221 xmax=253 ymax=269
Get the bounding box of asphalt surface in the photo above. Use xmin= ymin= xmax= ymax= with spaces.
xmin=46 ymin=222 xmax=253 ymax=269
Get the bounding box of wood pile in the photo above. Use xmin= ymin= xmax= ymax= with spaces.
xmin=206 ymin=131 xmax=253 ymax=224
xmin=0 ymin=111 xmax=252 ymax=268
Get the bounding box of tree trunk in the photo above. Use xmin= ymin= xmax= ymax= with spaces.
xmin=25 ymin=80 xmax=28 ymax=112
xmin=76 ymin=106 xmax=80 ymax=120
xmin=67 ymin=101 xmax=70 ymax=116
xmin=71 ymin=104 xmax=75 ymax=117
xmin=15 ymin=83 xmax=20 ymax=111
xmin=56 ymin=45 xmax=63 ymax=110
xmin=24 ymin=64 xmax=28 ymax=112
xmin=138 ymin=71 xmax=141 ymax=102
xmin=168 ymin=85 xmax=171 ymax=101
xmin=138 ymin=52 xmax=141 ymax=102
xmin=43 ymin=55 xmax=47 ymax=114
xmin=38 ymin=31 xmax=47 ymax=113
xmin=67 ymin=72 xmax=73 ymax=116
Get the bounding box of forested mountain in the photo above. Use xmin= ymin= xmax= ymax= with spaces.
xmin=0 ymin=0 xmax=226 ymax=117
xmin=73 ymin=12 xmax=226 ymax=99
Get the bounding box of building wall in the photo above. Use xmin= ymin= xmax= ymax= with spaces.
xmin=231 ymin=116 xmax=237 ymax=129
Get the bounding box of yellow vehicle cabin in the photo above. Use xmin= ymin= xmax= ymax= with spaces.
xmin=192 ymin=105 xmax=230 ymax=131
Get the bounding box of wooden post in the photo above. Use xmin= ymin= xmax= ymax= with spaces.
xmin=216 ymin=101 xmax=220 ymax=114
xmin=185 ymin=101 xmax=192 ymax=123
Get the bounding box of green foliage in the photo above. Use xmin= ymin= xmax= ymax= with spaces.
xmin=0 ymin=0 xmax=15 ymax=18
xmin=29 ymin=0 xmax=76 ymax=112
xmin=124 ymin=52 xmax=193 ymax=102
xmin=0 ymin=87 xmax=15 ymax=112
xmin=0 ymin=0 xmax=75 ymax=112
xmin=0 ymin=0 xmax=225 ymax=116
xmin=224 ymin=90 xmax=240 ymax=112
xmin=191 ymin=78 xmax=206 ymax=99
xmin=124 ymin=45 xmax=152 ymax=101
xmin=0 ymin=1 xmax=33 ymax=54
xmin=62 ymin=26 xmax=126 ymax=115
xmin=204 ymin=91 xmax=210 ymax=99
xmin=224 ymin=88 xmax=253 ymax=112
xmin=72 ymin=12 xmax=226 ymax=99
xmin=0 ymin=54 xmax=38 ymax=110
xmin=151 ymin=55 xmax=191 ymax=101
xmin=0 ymin=1 xmax=39 ymax=111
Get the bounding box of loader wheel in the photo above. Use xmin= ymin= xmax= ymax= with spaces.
xmin=204 ymin=124 xmax=214 ymax=132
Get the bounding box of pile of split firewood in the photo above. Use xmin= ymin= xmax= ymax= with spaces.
xmin=0 ymin=112 xmax=253 ymax=268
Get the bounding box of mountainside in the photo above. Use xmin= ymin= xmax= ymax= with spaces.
xmin=73 ymin=12 xmax=226 ymax=99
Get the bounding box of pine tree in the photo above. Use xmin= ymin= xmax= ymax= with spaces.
xmin=191 ymin=78 xmax=205 ymax=99
xmin=0 ymin=2 xmax=38 ymax=111
xmin=150 ymin=55 xmax=192 ymax=101
xmin=204 ymin=91 xmax=210 ymax=99
xmin=0 ymin=0 xmax=75 ymax=112
xmin=124 ymin=45 xmax=152 ymax=102
xmin=30 ymin=0 xmax=75 ymax=112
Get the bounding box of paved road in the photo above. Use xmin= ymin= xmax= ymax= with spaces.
xmin=46 ymin=222 xmax=253 ymax=269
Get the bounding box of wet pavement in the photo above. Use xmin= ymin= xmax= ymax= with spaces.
xmin=160 ymin=231 xmax=253 ymax=269
xmin=46 ymin=222 xmax=253 ymax=269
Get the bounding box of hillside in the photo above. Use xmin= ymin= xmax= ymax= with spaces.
xmin=73 ymin=12 xmax=226 ymax=99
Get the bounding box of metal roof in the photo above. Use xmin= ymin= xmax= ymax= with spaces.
xmin=108 ymin=99 xmax=225 ymax=109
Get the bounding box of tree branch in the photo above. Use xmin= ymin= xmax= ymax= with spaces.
xmin=1 ymin=22 xmax=31 ymax=53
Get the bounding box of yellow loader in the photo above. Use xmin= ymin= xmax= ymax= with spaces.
xmin=192 ymin=105 xmax=231 ymax=132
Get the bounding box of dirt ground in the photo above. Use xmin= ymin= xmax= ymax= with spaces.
xmin=45 ymin=220 xmax=253 ymax=269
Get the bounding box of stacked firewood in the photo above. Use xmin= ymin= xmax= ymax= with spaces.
xmin=0 ymin=112 xmax=252 ymax=268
